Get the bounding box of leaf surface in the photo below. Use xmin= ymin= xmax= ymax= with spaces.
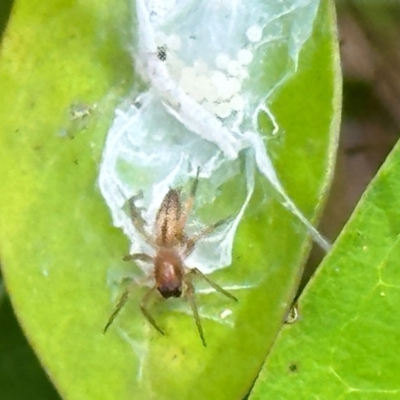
xmin=0 ymin=1 xmax=340 ymax=399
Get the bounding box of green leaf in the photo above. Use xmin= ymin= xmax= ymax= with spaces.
xmin=0 ymin=1 xmax=340 ymax=399
xmin=249 ymin=94 xmax=400 ymax=399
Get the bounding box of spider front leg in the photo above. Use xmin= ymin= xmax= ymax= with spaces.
xmin=140 ymin=287 xmax=165 ymax=336
xmin=104 ymin=253 xmax=153 ymax=333
xmin=126 ymin=193 xmax=154 ymax=245
xmin=182 ymin=267 xmax=237 ymax=346
xmin=103 ymin=288 xmax=130 ymax=333
xmin=188 ymin=268 xmax=238 ymax=302
xmin=183 ymin=216 xmax=233 ymax=257
xmin=183 ymin=273 xmax=207 ymax=347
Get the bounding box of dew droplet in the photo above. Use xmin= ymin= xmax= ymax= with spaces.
xmin=215 ymin=102 xmax=232 ymax=118
xmin=246 ymin=25 xmax=262 ymax=42
xmin=167 ymin=34 xmax=182 ymax=51
xmin=229 ymin=94 xmax=245 ymax=111
xmin=194 ymin=59 xmax=209 ymax=75
xmin=227 ymin=60 xmax=244 ymax=77
xmin=237 ymin=49 xmax=253 ymax=65
xmin=211 ymin=70 xmax=228 ymax=87
xmin=215 ymin=53 xmax=230 ymax=70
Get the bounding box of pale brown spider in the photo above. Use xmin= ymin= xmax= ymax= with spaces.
xmin=103 ymin=169 xmax=237 ymax=346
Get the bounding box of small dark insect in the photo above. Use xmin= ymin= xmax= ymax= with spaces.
xmin=157 ymin=45 xmax=167 ymax=61
xmin=288 ymin=363 xmax=298 ymax=373
xmin=104 ymin=169 xmax=237 ymax=346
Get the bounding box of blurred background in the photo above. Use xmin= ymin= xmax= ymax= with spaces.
xmin=303 ymin=0 xmax=400 ymax=288
xmin=1 ymin=1 xmax=399 ymax=398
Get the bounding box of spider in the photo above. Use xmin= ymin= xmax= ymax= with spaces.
xmin=103 ymin=169 xmax=237 ymax=346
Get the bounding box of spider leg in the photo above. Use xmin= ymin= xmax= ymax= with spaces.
xmin=140 ymin=287 xmax=165 ymax=336
xmin=176 ymin=167 xmax=201 ymax=238
xmin=123 ymin=253 xmax=153 ymax=263
xmin=191 ymin=167 xmax=201 ymax=197
xmin=127 ymin=194 xmax=154 ymax=244
xmin=188 ymin=268 xmax=238 ymax=302
xmin=104 ymin=253 xmax=153 ymax=333
xmin=183 ymin=216 xmax=232 ymax=256
xmin=184 ymin=273 xmax=207 ymax=347
xmin=103 ymin=288 xmax=130 ymax=333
